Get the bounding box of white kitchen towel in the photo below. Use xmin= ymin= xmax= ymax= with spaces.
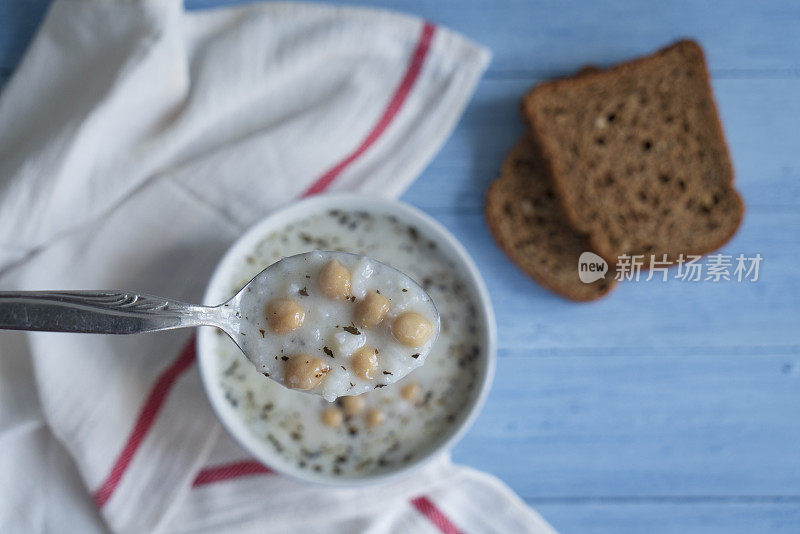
xmin=0 ymin=1 xmax=555 ymax=533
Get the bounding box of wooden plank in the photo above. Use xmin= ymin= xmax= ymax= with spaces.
xmin=452 ymin=351 xmax=800 ymax=498
xmin=402 ymin=78 xmax=800 ymax=212
xmin=532 ymin=501 xmax=800 ymax=534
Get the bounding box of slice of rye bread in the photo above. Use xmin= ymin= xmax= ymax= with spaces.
xmin=522 ymin=40 xmax=744 ymax=266
xmin=486 ymin=136 xmax=615 ymax=301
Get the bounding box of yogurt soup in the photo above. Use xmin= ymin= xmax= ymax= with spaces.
xmin=212 ymin=209 xmax=485 ymax=478
xmin=234 ymin=251 xmax=439 ymax=401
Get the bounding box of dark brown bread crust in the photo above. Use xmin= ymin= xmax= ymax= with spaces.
xmin=485 ymin=136 xmax=615 ymax=301
xmin=522 ymin=40 xmax=744 ymax=266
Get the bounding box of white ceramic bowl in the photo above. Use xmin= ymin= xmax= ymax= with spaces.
xmin=197 ymin=193 xmax=496 ymax=486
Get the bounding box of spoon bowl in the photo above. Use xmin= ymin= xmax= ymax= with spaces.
xmin=225 ymin=250 xmax=440 ymax=401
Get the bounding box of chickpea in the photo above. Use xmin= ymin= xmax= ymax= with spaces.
xmin=340 ymin=395 xmax=365 ymax=417
xmin=284 ymin=354 xmax=330 ymax=390
xmin=400 ymin=382 xmax=420 ymax=403
xmin=318 ymin=259 xmax=351 ymax=300
xmin=265 ymin=298 xmax=305 ymax=334
xmin=355 ymin=291 xmax=390 ymax=328
xmin=364 ymin=408 xmax=386 ymax=428
xmin=392 ymin=312 xmax=434 ymax=347
xmin=351 ymin=346 xmax=379 ymax=380
xmin=321 ymin=407 xmax=344 ymax=428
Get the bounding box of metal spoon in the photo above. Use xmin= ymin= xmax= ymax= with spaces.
xmin=0 ymin=251 xmax=439 ymax=398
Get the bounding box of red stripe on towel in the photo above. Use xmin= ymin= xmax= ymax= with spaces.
xmin=93 ymin=338 xmax=197 ymax=508
xmin=301 ymin=22 xmax=436 ymax=197
xmin=193 ymin=460 xmax=273 ymax=486
xmin=411 ymin=496 xmax=462 ymax=534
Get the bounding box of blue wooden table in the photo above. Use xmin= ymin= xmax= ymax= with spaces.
xmin=2 ymin=1 xmax=799 ymax=532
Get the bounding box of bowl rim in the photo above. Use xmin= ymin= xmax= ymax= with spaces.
xmin=197 ymin=193 xmax=496 ymax=487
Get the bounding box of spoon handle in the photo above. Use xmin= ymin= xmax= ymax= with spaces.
xmin=0 ymin=291 xmax=222 ymax=334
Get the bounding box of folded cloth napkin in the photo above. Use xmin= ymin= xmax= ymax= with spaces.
xmin=0 ymin=1 xmax=556 ymax=533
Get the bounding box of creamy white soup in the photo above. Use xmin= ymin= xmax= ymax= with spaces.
xmin=212 ymin=209 xmax=485 ymax=478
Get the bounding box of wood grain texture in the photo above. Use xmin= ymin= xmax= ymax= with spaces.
xmin=1 ymin=1 xmax=798 ymax=533
xmin=457 ymin=351 xmax=800 ymax=497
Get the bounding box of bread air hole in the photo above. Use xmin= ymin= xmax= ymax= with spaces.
xmin=515 ymin=160 xmax=536 ymax=174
